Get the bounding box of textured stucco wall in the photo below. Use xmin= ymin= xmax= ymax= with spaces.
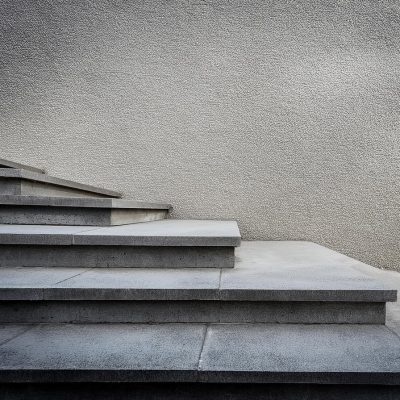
xmin=1 ymin=0 xmax=399 ymax=270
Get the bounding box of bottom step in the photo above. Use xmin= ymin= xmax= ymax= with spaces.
xmin=1 ymin=382 xmax=400 ymax=400
xmin=0 ymin=323 xmax=399 ymax=385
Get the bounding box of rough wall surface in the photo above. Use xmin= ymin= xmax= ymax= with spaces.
xmin=1 ymin=0 xmax=399 ymax=270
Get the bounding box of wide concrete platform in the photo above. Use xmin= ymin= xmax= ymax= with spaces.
xmin=0 ymin=169 xmax=121 ymax=198
xmin=0 ymin=322 xmax=398 ymax=385
xmin=0 ymin=242 xmax=395 ymax=324
xmin=0 ymin=220 xmax=241 ymax=268
xmin=0 ymin=195 xmax=172 ymax=225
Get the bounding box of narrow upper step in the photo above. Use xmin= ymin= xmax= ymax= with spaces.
xmin=0 ymin=195 xmax=172 ymax=225
xmin=0 ymin=158 xmax=44 ymax=174
xmin=0 ymin=168 xmax=121 ymax=198
xmin=0 ymin=322 xmax=399 ymax=384
xmin=0 ymin=220 xmax=241 ymax=247
xmin=0 ymin=195 xmax=171 ymax=210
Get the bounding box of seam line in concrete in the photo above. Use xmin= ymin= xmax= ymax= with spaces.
xmin=53 ymin=268 xmax=95 ymax=285
xmin=217 ymin=268 xmax=222 ymax=299
xmin=71 ymin=227 xmax=108 ymax=244
xmin=0 ymin=324 xmax=37 ymax=348
xmin=385 ymin=324 xmax=400 ymax=340
xmin=197 ymin=324 xmax=210 ymax=371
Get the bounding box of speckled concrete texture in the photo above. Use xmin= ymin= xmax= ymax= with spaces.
xmin=1 ymin=0 xmax=399 ymax=269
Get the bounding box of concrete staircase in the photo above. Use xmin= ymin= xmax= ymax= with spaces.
xmin=0 ymin=159 xmax=399 ymax=399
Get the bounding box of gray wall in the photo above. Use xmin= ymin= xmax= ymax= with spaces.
xmin=1 ymin=0 xmax=399 ymax=270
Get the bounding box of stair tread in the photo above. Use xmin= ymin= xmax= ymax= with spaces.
xmin=0 ymin=220 xmax=241 ymax=247
xmin=0 ymin=195 xmax=171 ymax=210
xmin=0 ymin=322 xmax=399 ymax=384
xmin=0 ymin=169 xmax=121 ymax=198
xmin=0 ymin=241 xmax=395 ymax=302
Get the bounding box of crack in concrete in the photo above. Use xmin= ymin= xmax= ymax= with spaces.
xmin=197 ymin=324 xmax=210 ymax=371
xmin=53 ymin=268 xmax=95 ymax=285
xmin=0 ymin=324 xmax=37 ymax=348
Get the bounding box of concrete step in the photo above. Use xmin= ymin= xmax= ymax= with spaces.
xmin=0 ymin=322 xmax=399 ymax=386
xmin=0 ymin=168 xmax=121 ymax=198
xmin=2 ymin=383 xmax=400 ymax=400
xmin=0 ymin=242 xmax=395 ymax=324
xmin=0 ymin=158 xmax=45 ymax=174
xmin=0 ymin=220 xmax=241 ymax=268
xmin=0 ymin=195 xmax=172 ymax=225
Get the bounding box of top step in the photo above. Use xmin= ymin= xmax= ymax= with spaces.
xmin=0 ymin=168 xmax=121 ymax=198
xmin=0 ymin=158 xmax=45 ymax=174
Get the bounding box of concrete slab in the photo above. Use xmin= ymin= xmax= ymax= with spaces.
xmin=0 ymin=301 xmax=386 ymax=324
xmin=74 ymin=220 xmax=241 ymax=247
xmin=0 ymin=323 xmax=205 ymax=382
xmin=199 ymin=323 xmax=400 ymax=384
xmin=1 ymin=382 xmax=399 ymax=400
xmin=0 ymin=245 xmax=235 ymax=268
xmin=0 ymin=323 xmax=399 ymax=384
xmin=348 ymin=262 xmax=400 ymax=336
xmin=0 ymin=169 xmax=121 ymax=198
xmin=0 ymin=220 xmax=241 ymax=247
xmin=0 ymin=267 xmax=90 ymax=300
xmin=0 ymin=267 xmax=89 ymax=287
xmin=0 ymin=225 xmax=96 ymax=245
xmin=0 ymin=241 xmax=394 ymax=300
xmin=0 ymin=206 xmax=169 ymax=226
xmin=221 ymin=241 xmax=397 ymax=301
xmin=0 ymin=178 xmax=112 ymax=198
xmin=0 ymin=195 xmax=172 ymax=210
xmin=0 ymin=159 xmax=44 ymax=174
xmin=0 ymin=196 xmax=172 ymax=226
xmin=0 ymin=325 xmax=35 ymax=347
xmin=52 ymin=267 xmax=221 ymax=298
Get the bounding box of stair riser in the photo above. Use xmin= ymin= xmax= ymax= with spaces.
xmin=0 ymin=178 xmax=108 ymax=198
xmin=1 ymin=383 xmax=399 ymax=400
xmin=0 ymin=245 xmax=234 ymax=268
xmin=0 ymin=206 xmax=168 ymax=226
xmin=0 ymin=370 xmax=398 ymax=385
xmin=0 ymin=301 xmax=385 ymax=324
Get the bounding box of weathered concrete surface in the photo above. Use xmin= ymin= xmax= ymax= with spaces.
xmin=0 ymin=325 xmax=35 ymax=347
xmin=1 ymin=382 xmax=399 ymax=400
xmin=1 ymin=0 xmax=400 ymax=270
xmin=0 ymin=159 xmax=44 ymax=174
xmin=73 ymin=220 xmax=241 ymax=247
xmin=0 ymin=301 xmax=386 ymax=325
xmin=0 ymin=241 xmax=395 ymax=323
xmin=220 ymin=241 xmax=397 ymax=301
xmin=0 ymin=220 xmax=241 ymax=246
xmin=198 ymin=324 xmax=400 ymax=384
xmin=0 ymin=169 xmax=121 ymax=198
xmin=0 ymin=323 xmax=206 ymax=380
xmin=0 ymin=178 xmax=110 ymax=198
xmin=349 ymin=261 xmax=400 ymax=337
xmin=0 ymin=195 xmax=172 ymax=209
xmin=0 ymin=196 xmax=172 ymax=225
xmin=0 ymin=206 xmax=169 ymax=226
xmin=0 ymin=221 xmax=240 ymax=267
xmin=0 ymin=242 xmax=394 ymax=300
xmin=0 ymin=245 xmax=235 ymax=268
xmin=0 ymin=323 xmax=399 ymax=384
